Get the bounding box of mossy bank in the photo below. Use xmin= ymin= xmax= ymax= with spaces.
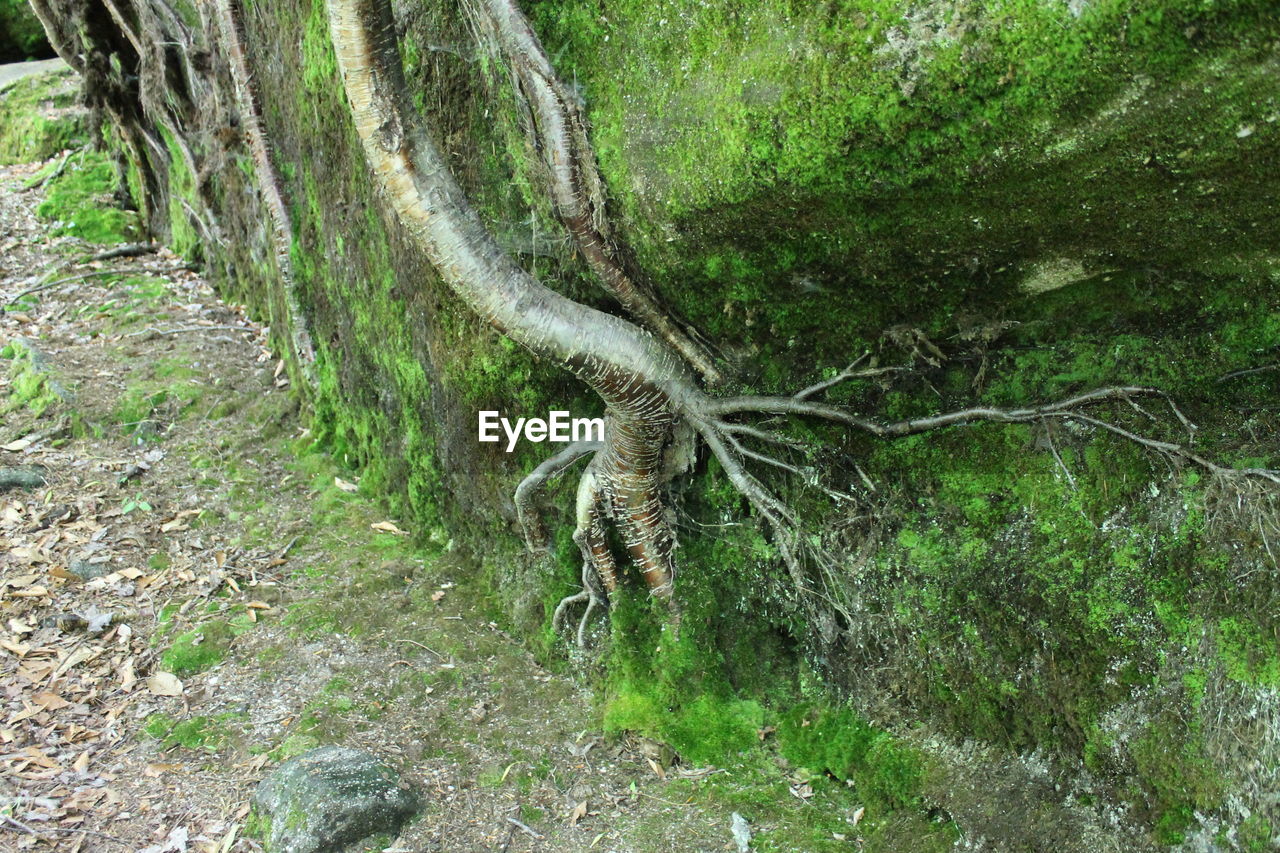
xmin=28 ymin=0 xmax=1280 ymax=848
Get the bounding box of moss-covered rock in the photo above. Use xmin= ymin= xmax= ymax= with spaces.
xmin=250 ymin=746 xmax=420 ymax=853
xmin=0 ymin=67 xmax=84 ymax=166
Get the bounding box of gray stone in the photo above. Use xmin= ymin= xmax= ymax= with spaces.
xmin=251 ymin=746 xmax=420 ymax=853
xmin=67 ymin=558 xmax=110 ymax=581
xmin=0 ymin=466 xmax=46 ymax=493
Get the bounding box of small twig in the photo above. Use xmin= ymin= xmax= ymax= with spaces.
xmin=1218 ymin=363 xmax=1280 ymax=382
xmin=275 ymin=535 xmax=300 ymax=559
xmin=793 ymin=356 xmax=875 ymax=402
xmin=1045 ymin=426 xmax=1077 ymax=492
xmin=122 ymin=324 xmax=254 ymax=338
xmin=395 ymin=639 xmax=444 ymax=659
xmin=723 ymin=430 xmax=806 ymax=478
xmin=86 ymin=243 xmax=159 ymax=262
xmin=20 ymin=150 xmax=73 ymax=191
xmin=721 ymin=423 xmax=807 ymax=449
xmin=505 ymin=816 xmax=543 ymax=839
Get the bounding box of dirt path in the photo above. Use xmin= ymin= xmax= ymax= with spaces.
xmin=0 ymin=60 xmax=67 ymax=93
xmin=0 ymin=142 xmax=870 ymax=851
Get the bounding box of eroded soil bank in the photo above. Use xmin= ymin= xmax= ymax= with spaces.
xmin=3 ymin=85 xmax=1180 ymax=852
xmin=5 ymin=0 xmax=1280 ymax=844
xmin=0 ymin=149 xmax=834 ymax=851
xmin=0 ymin=139 xmax=976 ymax=852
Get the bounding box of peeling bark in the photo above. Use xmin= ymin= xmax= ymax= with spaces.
xmin=328 ymin=0 xmax=690 ymax=603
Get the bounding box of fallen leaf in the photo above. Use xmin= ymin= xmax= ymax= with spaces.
xmin=72 ymin=751 xmax=90 ymax=773
xmin=2 ymin=438 xmax=33 ymax=452
xmin=850 ymin=805 xmax=865 ymax=827
xmin=569 ymin=801 xmax=588 ymax=827
xmin=20 ymin=746 xmax=60 ymax=768
xmin=138 ymin=824 xmax=188 ymax=853
xmin=245 ymin=601 xmax=271 ymax=610
xmin=217 ymin=824 xmax=239 ymax=853
xmin=32 ymin=692 xmax=71 ymax=711
xmin=53 ymin=646 xmax=100 ymax=678
xmin=9 ymin=585 xmax=49 ymax=598
xmin=119 ymin=658 xmax=136 ymax=690
xmin=144 ymin=763 xmax=183 ymax=777
xmin=370 ymin=521 xmax=407 ymax=535
xmin=148 ymin=672 xmax=183 ymax=696
xmin=334 ymin=477 xmax=359 ymax=493
xmin=8 ymin=618 xmax=34 ymax=635
xmin=431 ymin=590 xmax=446 ymax=602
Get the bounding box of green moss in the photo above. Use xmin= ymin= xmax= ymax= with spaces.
xmin=300 ymin=0 xmax=338 ymax=97
xmin=160 ymin=620 xmax=248 ymax=676
xmin=604 ymin=684 xmax=764 ymax=766
xmin=143 ymin=713 xmax=235 ymax=751
xmin=65 ymin=274 xmax=175 ymax=333
xmin=267 ymin=733 xmax=320 ymax=763
xmin=243 ymin=808 xmax=272 ymax=844
xmin=35 ymin=150 xmax=134 ymax=244
xmin=0 ymin=70 xmax=81 ymax=164
xmin=777 ymin=705 xmax=924 ymax=811
xmin=1131 ymin=718 xmax=1224 ymax=845
xmin=521 ymin=0 xmax=1280 ymax=381
xmin=159 ymin=127 xmax=201 ymax=260
xmin=1217 ymin=618 xmax=1280 ymax=688
xmin=1240 ymin=814 xmax=1275 ymax=853
xmin=0 ymin=1 xmax=50 ymax=61
xmin=2 ymin=340 xmax=63 ymax=416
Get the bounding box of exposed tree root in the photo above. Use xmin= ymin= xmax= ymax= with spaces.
xmin=212 ymin=0 xmax=316 ymax=379
xmin=471 ymin=0 xmax=722 ymax=386
xmin=514 ymin=439 xmax=600 ymax=551
xmin=327 ymin=0 xmax=1280 ymax=648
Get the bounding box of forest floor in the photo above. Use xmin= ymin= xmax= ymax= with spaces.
xmin=0 ymin=106 xmax=887 ymax=853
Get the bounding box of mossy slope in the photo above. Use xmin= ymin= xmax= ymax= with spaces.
xmin=53 ymin=0 xmax=1280 ymax=848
